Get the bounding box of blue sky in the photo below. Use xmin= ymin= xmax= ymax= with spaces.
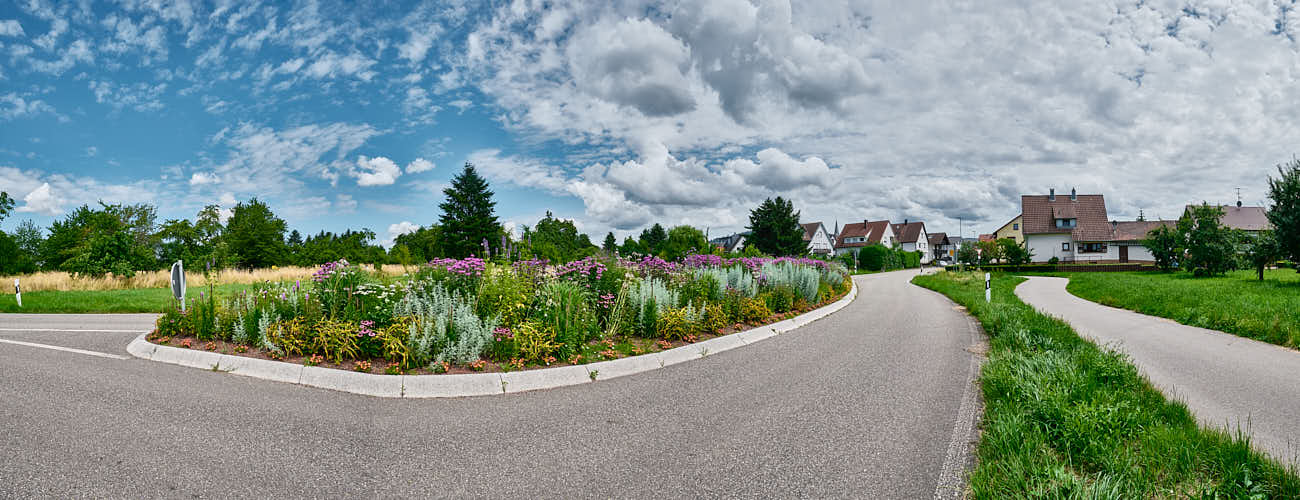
xmin=2 ymin=1 xmax=1298 ymax=245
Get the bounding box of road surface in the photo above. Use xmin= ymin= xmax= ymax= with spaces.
xmin=1017 ymin=276 xmax=1300 ymax=465
xmin=0 ymin=270 xmax=983 ymax=498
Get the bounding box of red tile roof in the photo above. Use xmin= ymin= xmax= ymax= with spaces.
xmin=978 ymin=234 xmax=995 ymax=242
xmin=1184 ymin=205 xmax=1271 ymax=231
xmin=890 ymin=221 xmax=926 ymax=243
xmin=800 ymin=222 xmax=823 ymax=242
xmin=834 ymin=220 xmax=892 ymax=249
xmin=928 ymin=232 xmax=949 ymax=246
xmin=1021 ymin=194 xmax=1112 ymax=241
xmin=1110 ymin=220 xmax=1176 ymax=242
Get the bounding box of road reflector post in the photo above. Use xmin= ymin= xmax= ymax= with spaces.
xmin=985 ymin=273 xmax=991 ymax=303
xmin=14 ymin=278 xmax=20 ymax=308
xmin=171 ymin=260 xmax=186 ymax=312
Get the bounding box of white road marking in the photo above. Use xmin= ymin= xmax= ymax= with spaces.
xmin=0 ymin=338 xmax=130 ymax=360
xmin=0 ymin=328 xmax=148 ymax=333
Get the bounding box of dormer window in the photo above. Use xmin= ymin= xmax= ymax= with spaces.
xmin=1054 ymin=218 xmax=1076 ymax=228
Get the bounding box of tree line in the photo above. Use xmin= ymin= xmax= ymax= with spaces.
xmin=0 ymin=164 xmax=821 ymax=277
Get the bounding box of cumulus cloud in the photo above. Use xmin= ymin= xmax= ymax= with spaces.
xmin=16 ymin=182 xmax=60 ymax=216
xmin=206 ymin=122 xmax=382 ymax=193
xmin=189 ymin=171 xmax=219 ymax=185
xmin=406 ymin=158 xmax=434 ymax=173
xmin=0 ymin=93 xmax=63 ymax=121
xmin=566 ymin=17 xmax=696 ymax=117
xmin=384 ymin=220 xmax=420 ymax=248
xmin=354 ymin=156 xmax=401 ymax=186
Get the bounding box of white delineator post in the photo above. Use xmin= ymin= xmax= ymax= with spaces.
xmin=170 ymin=260 xmax=186 ymax=312
xmin=13 ymin=278 xmax=20 ymax=308
xmin=985 ymin=273 xmax=991 ymax=303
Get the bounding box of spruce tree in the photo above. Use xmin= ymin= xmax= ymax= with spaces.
xmin=746 ymin=197 xmax=805 ymax=256
xmin=640 ymin=223 xmax=667 ymax=255
xmin=602 ymin=232 xmax=617 ymax=252
xmin=1268 ymin=159 xmax=1300 ymax=270
xmin=438 ymin=163 xmax=501 ymax=258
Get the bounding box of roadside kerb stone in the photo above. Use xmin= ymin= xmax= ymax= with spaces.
xmin=583 ymin=354 xmax=664 ymax=381
xmin=216 ymin=354 xmax=304 ymax=385
xmin=127 ymin=278 xmax=858 ymax=398
xmin=733 ymin=326 xmax=777 ymax=345
xmin=299 ymin=365 xmax=403 ymax=397
xmin=501 ymin=365 xmax=592 ymax=394
xmin=403 ymin=372 xmax=502 ymax=398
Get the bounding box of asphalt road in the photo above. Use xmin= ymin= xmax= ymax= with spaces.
xmin=1017 ymin=277 xmax=1300 ymax=465
xmin=0 ymin=270 xmax=983 ymax=499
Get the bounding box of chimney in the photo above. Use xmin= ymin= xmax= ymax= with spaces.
xmin=1049 ymin=188 xmax=1055 ymax=201
xmin=904 ymin=218 xmax=909 ymax=225
xmin=1237 ymin=200 xmax=1243 ymax=208
xmin=863 ymin=220 xmax=868 ymax=226
xmin=1070 ymin=188 xmax=1077 ymax=201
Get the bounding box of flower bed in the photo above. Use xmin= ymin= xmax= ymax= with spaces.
xmin=148 ymin=255 xmax=851 ymax=375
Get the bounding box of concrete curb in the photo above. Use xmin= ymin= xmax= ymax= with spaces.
xmin=126 ymin=276 xmax=859 ymax=398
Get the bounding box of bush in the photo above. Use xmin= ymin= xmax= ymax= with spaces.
xmin=762 ymin=287 xmax=795 ymax=313
xmin=740 ymin=296 xmax=772 ymax=324
xmin=701 ymin=303 xmax=728 ymax=334
xmin=476 ymin=266 xmax=533 ymax=328
xmin=656 ymin=307 xmax=694 ymax=340
xmin=513 ymin=321 xmax=559 ymax=364
xmin=679 ymin=272 xmax=721 ymax=307
xmin=857 ymin=245 xmax=889 ymax=271
xmin=153 ymin=306 xmax=191 ymax=339
xmin=760 ymin=262 xmax=819 ymax=303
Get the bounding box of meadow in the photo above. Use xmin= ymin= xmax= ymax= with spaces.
xmin=913 ymin=271 xmax=1299 ymax=498
xmin=1064 ymin=270 xmax=1300 ymax=349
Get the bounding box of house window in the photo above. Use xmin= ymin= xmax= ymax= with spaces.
xmin=1079 ymin=243 xmax=1107 ymax=253
xmin=1054 ymin=218 xmax=1076 ymax=228
xmin=1062 ymin=242 xmax=1071 ymax=251
xmin=1013 ymin=223 xmax=1019 ymax=230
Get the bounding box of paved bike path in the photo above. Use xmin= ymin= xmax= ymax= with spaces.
xmin=1017 ymin=276 xmax=1300 ymax=464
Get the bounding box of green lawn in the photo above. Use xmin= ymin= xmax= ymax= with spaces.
xmin=1063 ymin=270 xmax=1300 ymax=349
xmin=913 ymin=271 xmax=1299 ymax=498
xmin=0 ymin=284 xmax=252 ymax=314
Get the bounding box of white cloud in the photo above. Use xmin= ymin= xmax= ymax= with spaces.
xmin=398 ymin=27 xmax=439 ymax=63
xmin=335 ymin=193 xmax=357 ymax=213
xmin=304 ymin=52 xmax=377 ymax=81
xmin=205 ymin=122 xmax=382 ymax=194
xmin=84 ymin=146 xmax=97 ymax=157
xmin=189 ymin=172 xmax=219 ymax=185
xmin=0 ymin=20 xmax=23 ymax=37
xmin=354 ymin=155 xmax=401 ymax=186
xmin=88 ymin=80 xmax=167 ymax=112
xmin=0 ymin=93 xmax=63 ymax=121
xmin=384 ymin=220 xmax=419 ymax=248
xmin=16 ymin=182 xmax=60 ymax=216
xmin=406 ymin=158 xmax=434 ymax=173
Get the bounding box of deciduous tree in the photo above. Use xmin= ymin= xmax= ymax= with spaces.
xmin=660 ymin=225 xmax=709 ymax=261
xmin=1267 ymin=159 xmax=1300 ymax=271
xmin=1142 ymin=224 xmax=1181 ymax=272
xmin=1179 ymin=203 xmax=1236 ymax=277
xmin=225 ymin=198 xmax=287 ymax=269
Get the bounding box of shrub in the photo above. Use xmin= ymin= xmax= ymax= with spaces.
xmin=266 ymin=318 xmax=311 ymax=357
xmin=312 ymin=320 xmax=362 ymax=364
xmin=740 ymin=297 xmax=772 ymax=323
xmin=192 ymin=287 xmax=219 ymax=341
xmin=701 ymin=303 xmax=728 ymax=334
xmin=396 ymin=283 xmax=497 ymax=366
xmin=153 ymin=305 xmax=191 ymax=339
xmin=656 ymin=307 xmax=694 ymax=341
xmin=381 ymin=319 xmax=413 ymax=368
xmin=640 ymin=296 xmax=659 ymax=338
xmin=721 ymin=288 xmax=745 ymax=323
xmin=857 ymin=245 xmax=889 ymax=271
xmin=818 ymin=281 xmax=833 ymax=304
xmin=762 ymin=287 xmax=795 ymax=313
xmin=760 ymin=262 xmax=819 ymax=303
xmin=514 ymin=321 xmax=559 ymax=363
xmin=679 ymin=272 xmax=721 ymax=307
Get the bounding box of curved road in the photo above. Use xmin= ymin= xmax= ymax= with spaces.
xmin=0 ymin=271 xmax=983 ymax=498
xmin=1017 ymin=277 xmax=1300 ymax=465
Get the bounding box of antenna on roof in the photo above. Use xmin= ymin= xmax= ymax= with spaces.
xmin=1235 ymin=187 xmax=1242 ymax=208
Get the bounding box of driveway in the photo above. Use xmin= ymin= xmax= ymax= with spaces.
xmin=0 ymin=270 xmax=983 ymax=499
xmin=1016 ymin=277 xmax=1300 ymax=465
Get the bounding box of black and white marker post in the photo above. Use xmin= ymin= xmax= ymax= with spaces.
xmin=985 ymin=272 xmax=991 ymax=303
xmin=13 ymin=278 xmax=20 ymax=308
xmin=170 ymin=260 xmax=186 ymax=312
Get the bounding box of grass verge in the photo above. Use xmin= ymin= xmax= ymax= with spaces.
xmin=913 ymin=271 xmax=1299 ymax=498
xmin=1063 ymin=270 xmax=1300 ymax=349
xmin=0 ymin=284 xmax=251 ymax=314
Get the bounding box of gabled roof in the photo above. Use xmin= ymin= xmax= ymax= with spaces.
xmin=995 ymin=215 xmax=1021 ymax=233
xmin=978 ymin=234 xmax=995 ymax=242
xmin=890 ymin=221 xmax=926 ymax=243
xmin=1109 ymin=220 xmax=1176 ymax=242
xmin=709 ymin=232 xmax=749 ymax=253
xmin=928 ymin=232 xmax=949 ymax=246
xmin=800 ymin=222 xmax=825 ymax=242
xmin=1021 ymin=194 xmax=1112 ymax=241
xmin=1183 ymin=205 xmax=1271 ymax=231
xmin=834 ymin=220 xmax=894 ymax=249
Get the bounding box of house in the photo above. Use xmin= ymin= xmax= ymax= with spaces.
xmin=1108 ymin=220 xmax=1177 ymax=263
xmin=1022 ymin=188 xmax=1114 ymax=263
xmin=1183 ymin=203 xmax=1271 ymax=235
xmin=994 ymin=215 xmax=1023 ymax=244
xmin=801 ymin=222 xmax=835 ymax=256
xmin=891 ymin=220 xmax=932 ymax=263
xmin=832 ymin=220 xmax=895 ymax=256
xmin=709 ymin=232 xmax=748 ymax=253
xmin=978 ymin=234 xmax=995 ymax=242
xmin=929 ymin=232 xmax=954 ymax=262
